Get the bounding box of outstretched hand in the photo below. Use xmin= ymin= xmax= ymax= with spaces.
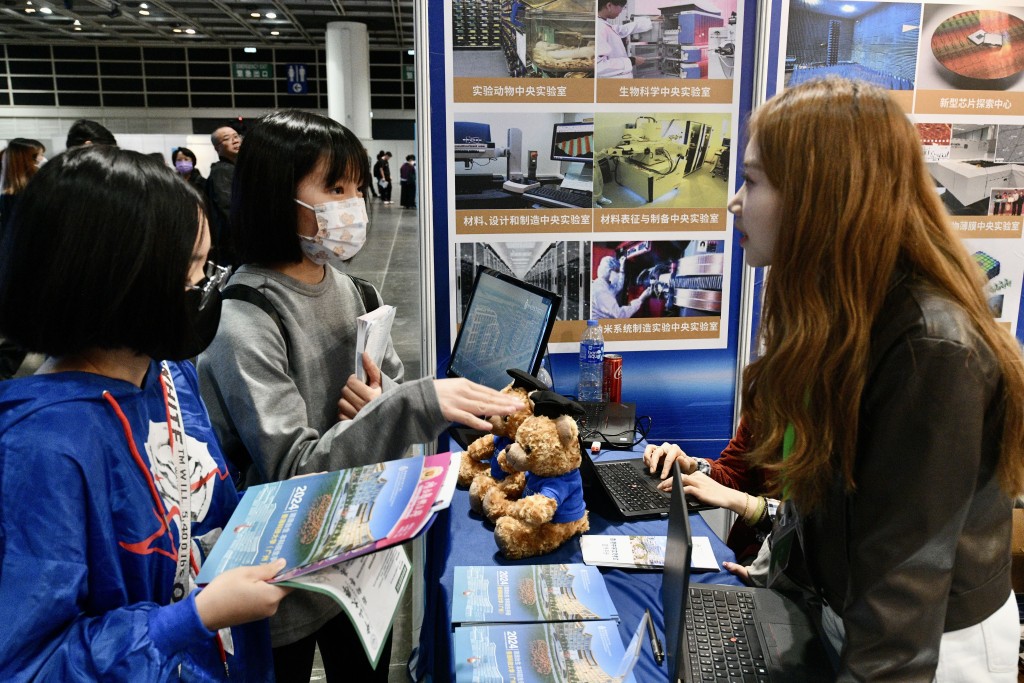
xmin=338 ymin=353 xmax=384 ymax=421
xmin=433 ymin=378 xmax=525 ymax=431
xmin=194 ymin=558 xmax=292 ymax=631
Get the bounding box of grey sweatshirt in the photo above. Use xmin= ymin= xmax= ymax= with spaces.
xmin=198 ymin=264 xmax=445 ymax=646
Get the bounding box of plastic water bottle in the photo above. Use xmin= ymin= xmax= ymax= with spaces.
xmin=577 ymin=320 xmax=605 ymax=402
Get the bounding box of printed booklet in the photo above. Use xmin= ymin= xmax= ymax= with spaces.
xmin=197 ymin=452 xmax=458 ymax=584
xmin=580 ymin=534 xmax=720 ymax=572
xmin=452 ymin=563 xmax=618 ymax=625
xmin=454 ymin=620 xmax=641 ymax=683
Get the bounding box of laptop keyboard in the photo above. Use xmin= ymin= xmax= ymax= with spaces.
xmin=595 ymin=461 xmax=666 ymax=512
xmin=685 ymin=587 xmax=770 ymax=682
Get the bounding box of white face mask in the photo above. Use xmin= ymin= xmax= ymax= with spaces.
xmin=294 ymin=196 xmax=368 ymax=264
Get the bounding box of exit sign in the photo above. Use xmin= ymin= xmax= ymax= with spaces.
xmin=233 ymin=62 xmax=272 ymax=79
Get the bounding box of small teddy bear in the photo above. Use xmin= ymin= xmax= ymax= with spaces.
xmin=458 ymin=370 xmax=547 ymax=512
xmin=482 ymin=391 xmax=590 ymax=560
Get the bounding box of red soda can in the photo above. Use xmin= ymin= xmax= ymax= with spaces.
xmin=603 ymin=354 xmax=622 ymax=402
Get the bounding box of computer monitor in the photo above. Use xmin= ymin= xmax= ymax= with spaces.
xmin=550 ymin=121 xmax=594 ymax=164
xmin=551 ymin=121 xmax=594 ymax=191
xmin=447 ymin=268 xmax=561 ymax=391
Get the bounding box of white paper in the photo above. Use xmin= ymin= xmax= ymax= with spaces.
xmin=355 ymin=305 xmax=397 ymax=382
xmin=691 ymin=535 xmax=720 ymax=572
xmin=282 ymin=545 xmax=411 ymax=668
xmin=580 ymin=535 xmax=666 ymax=569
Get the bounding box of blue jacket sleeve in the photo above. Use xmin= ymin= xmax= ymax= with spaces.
xmin=0 ymin=441 xmax=213 ymax=681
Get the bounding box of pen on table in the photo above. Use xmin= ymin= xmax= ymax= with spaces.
xmin=645 ymin=608 xmax=664 ymax=665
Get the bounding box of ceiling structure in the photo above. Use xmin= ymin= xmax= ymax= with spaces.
xmin=0 ymin=0 xmax=416 ymax=51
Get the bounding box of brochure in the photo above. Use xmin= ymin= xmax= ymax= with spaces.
xmin=355 ymin=304 xmax=397 ymax=382
xmin=580 ymin=535 xmax=666 ymax=569
xmin=580 ymin=534 xmax=720 ymax=572
xmin=281 ymin=545 xmax=411 ymax=669
xmin=452 ymin=563 xmax=617 ymax=625
xmin=197 ymin=452 xmax=458 ymax=585
xmin=454 ymin=620 xmax=638 ymax=683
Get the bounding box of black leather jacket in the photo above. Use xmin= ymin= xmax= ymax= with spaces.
xmin=796 ymin=274 xmax=1013 ymax=681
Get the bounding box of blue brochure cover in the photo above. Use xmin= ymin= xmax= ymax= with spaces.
xmin=197 ymin=453 xmax=454 ymax=584
xmin=452 ymin=563 xmax=618 ymax=624
xmin=454 ymin=621 xmax=638 ymax=683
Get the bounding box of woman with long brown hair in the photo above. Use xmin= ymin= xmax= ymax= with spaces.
xmin=731 ymin=77 xmax=1023 ymax=679
xmin=0 ymin=138 xmax=45 ymax=234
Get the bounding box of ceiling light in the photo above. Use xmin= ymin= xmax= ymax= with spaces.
xmin=40 ymin=6 xmax=52 ymax=13
xmin=139 ymin=2 xmax=147 ymax=7
xmin=73 ymin=18 xmax=79 ymax=24
xmin=840 ymin=4 xmax=855 ymax=11
xmin=185 ymin=27 xmax=195 ymax=34
xmin=250 ymin=12 xmax=260 ymax=18
xmin=74 ymin=26 xmax=81 ymax=30
xmin=172 ymin=27 xmax=181 ymax=32
xmin=407 ymin=49 xmax=414 ymax=56
xmin=270 ymin=30 xmax=280 ymax=36
xmin=139 ymin=9 xmax=149 ymax=15
xmin=244 ymin=46 xmax=257 ymax=53
xmin=25 ymin=7 xmax=36 ymax=12
xmin=265 ymin=12 xmax=276 ymax=19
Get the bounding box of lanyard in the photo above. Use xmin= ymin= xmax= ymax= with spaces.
xmin=158 ymin=361 xmax=194 ymax=603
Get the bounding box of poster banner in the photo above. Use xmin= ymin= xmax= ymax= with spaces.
xmin=768 ymin=0 xmax=1024 ymax=342
xmin=445 ymin=0 xmax=743 ymax=352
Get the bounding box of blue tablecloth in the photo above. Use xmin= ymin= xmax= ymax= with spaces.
xmin=418 ymin=450 xmax=743 ymax=682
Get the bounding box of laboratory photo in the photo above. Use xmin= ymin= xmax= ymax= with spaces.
xmin=597 ymin=0 xmax=738 ymax=80
xmin=590 ymin=239 xmax=725 ymax=320
xmin=456 ymin=240 xmax=591 ymax=322
xmin=592 ymin=112 xmax=730 ymax=209
xmin=784 ymin=0 xmax=919 ymax=90
xmin=916 ymin=4 xmax=1024 ymax=91
xmin=927 ymin=123 xmax=1024 ymax=215
xmin=452 ymin=0 xmax=595 ymax=78
xmin=453 ymin=112 xmax=595 ymax=211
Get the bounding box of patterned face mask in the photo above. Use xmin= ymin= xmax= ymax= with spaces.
xmin=294 ymin=196 xmax=368 ymax=264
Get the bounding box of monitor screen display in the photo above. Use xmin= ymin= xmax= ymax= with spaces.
xmin=447 ymin=268 xmax=561 ymax=391
xmin=551 ymin=122 xmax=594 ymax=164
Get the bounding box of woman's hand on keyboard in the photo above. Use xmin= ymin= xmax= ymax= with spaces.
xmin=643 ymin=441 xmax=699 ymax=480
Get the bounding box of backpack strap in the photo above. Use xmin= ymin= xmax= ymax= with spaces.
xmin=347 ymin=274 xmax=380 ymax=313
xmin=221 ymin=284 xmax=292 ymax=357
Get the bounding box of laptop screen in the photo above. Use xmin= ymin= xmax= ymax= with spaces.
xmin=447 ymin=267 xmax=561 ymax=391
xmin=663 ymin=461 xmax=693 ymax=683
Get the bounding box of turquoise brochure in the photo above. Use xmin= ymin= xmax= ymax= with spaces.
xmin=197 ymin=453 xmax=455 ymax=584
xmin=452 ymin=563 xmax=618 ymax=624
xmin=454 ymin=621 xmax=638 ymax=683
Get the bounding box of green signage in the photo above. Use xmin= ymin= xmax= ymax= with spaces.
xmin=233 ymin=62 xmax=272 ymax=79
xmin=403 ymin=65 xmax=415 ymax=81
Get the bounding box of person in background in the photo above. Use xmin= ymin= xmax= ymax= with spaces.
xmin=373 ymin=149 xmax=393 ymax=204
xmin=0 ymin=145 xmax=288 ymax=681
xmin=207 ymin=126 xmax=242 ymax=266
xmin=590 ymin=254 xmax=651 ymax=318
xmin=596 ymin=0 xmax=653 ymax=78
xmin=174 ymin=146 xmax=207 ymax=195
xmin=197 ymin=109 xmax=523 ymax=683
xmin=65 ymin=118 xmax=117 ymax=148
xmin=0 ymin=138 xmax=46 ymax=380
xmin=729 ymin=77 xmax=1024 ymax=680
xmin=399 ymin=153 xmax=416 ymax=209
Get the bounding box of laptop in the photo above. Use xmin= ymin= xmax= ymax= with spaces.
xmin=579 ymin=445 xmax=716 ymax=520
xmin=576 ymin=400 xmax=638 ymax=449
xmin=663 ymin=462 xmax=832 ymax=682
xmin=446 ymin=267 xmax=560 ymax=449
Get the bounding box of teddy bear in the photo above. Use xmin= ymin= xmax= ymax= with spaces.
xmin=481 ymin=391 xmax=590 ymax=560
xmin=458 ymin=370 xmax=548 ymax=512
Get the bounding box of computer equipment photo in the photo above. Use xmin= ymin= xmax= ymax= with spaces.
xmin=523 ymin=121 xmax=594 ymax=209
xmin=663 ymin=462 xmax=832 ymax=682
